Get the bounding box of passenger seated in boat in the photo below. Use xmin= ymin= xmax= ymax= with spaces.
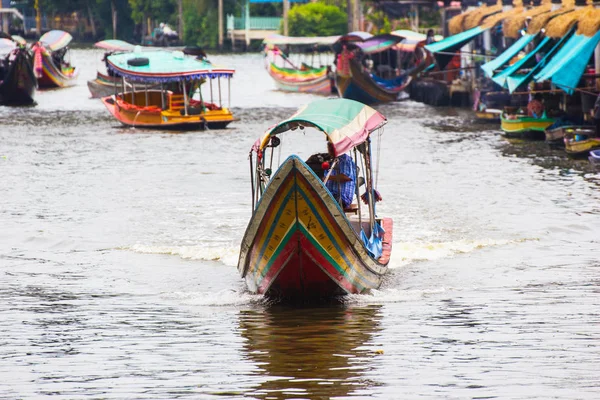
xmin=527 ymin=94 xmax=544 ymax=118
xmin=323 ymin=142 xmax=356 ymax=209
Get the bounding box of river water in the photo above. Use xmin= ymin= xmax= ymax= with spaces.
xmin=1 ymin=49 xmax=599 ymax=399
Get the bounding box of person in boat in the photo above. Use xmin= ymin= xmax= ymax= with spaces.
xmin=425 ymin=29 xmax=436 ymax=45
xmin=323 ymin=141 xmax=356 ymax=209
xmin=527 ymin=93 xmax=544 ymax=119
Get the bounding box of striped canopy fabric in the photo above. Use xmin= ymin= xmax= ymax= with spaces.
xmin=94 ymin=39 xmax=136 ymax=52
xmin=391 ymin=30 xmax=443 ymax=53
xmin=355 ymin=34 xmax=403 ymax=54
xmin=39 ymin=30 xmax=72 ymax=52
xmin=257 ymin=98 xmax=387 ymax=156
xmin=107 ymin=50 xmax=235 ymax=83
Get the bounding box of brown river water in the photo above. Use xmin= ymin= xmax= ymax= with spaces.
xmin=1 ymin=49 xmax=599 ymax=399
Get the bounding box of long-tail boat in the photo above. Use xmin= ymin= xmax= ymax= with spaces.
xmin=88 ymin=39 xmax=136 ymax=98
xmin=334 ymin=32 xmax=412 ymax=105
xmin=32 ymin=30 xmax=78 ymax=88
xmin=101 ymin=50 xmax=235 ymax=130
xmin=0 ymin=37 xmax=37 ymax=106
xmin=238 ymin=98 xmax=393 ymax=301
xmin=263 ymin=34 xmax=339 ymax=95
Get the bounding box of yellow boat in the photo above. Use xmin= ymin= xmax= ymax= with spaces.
xmin=501 ymin=112 xmax=555 ymax=139
xmin=101 ymin=50 xmax=235 ymax=130
xmin=564 ymin=131 xmax=600 ymax=158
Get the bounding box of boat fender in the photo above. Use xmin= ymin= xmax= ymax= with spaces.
xmin=127 ymin=57 xmax=149 ymax=67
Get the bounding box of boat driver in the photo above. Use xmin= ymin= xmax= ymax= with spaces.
xmin=324 ymin=141 xmax=357 ymax=209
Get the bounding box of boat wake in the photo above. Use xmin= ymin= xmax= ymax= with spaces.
xmin=125 ymin=243 xmax=240 ymax=266
xmin=389 ymin=237 xmax=528 ymax=267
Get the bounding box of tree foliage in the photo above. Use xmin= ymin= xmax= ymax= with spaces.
xmin=287 ymin=3 xmax=347 ymax=37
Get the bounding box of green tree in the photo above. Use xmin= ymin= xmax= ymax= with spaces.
xmin=287 ymin=2 xmax=347 ymax=37
xmin=182 ymin=0 xmax=237 ymax=48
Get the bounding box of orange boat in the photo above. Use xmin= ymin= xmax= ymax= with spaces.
xmin=101 ymin=50 xmax=235 ymax=130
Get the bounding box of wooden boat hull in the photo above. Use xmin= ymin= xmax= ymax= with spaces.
xmin=474 ymin=109 xmax=501 ymax=123
xmin=87 ymin=72 xmax=119 ymax=98
xmin=335 ymin=58 xmax=408 ymax=105
xmin=267 ymin=63 xmax=333 ymax=95
xmin=238 ymin=156 xmax=392 ymax=300
xmin=101 ymin=94 xmax=234 ymax=130
xmin=0 ymin=48 xmax=37 ymax=106
xmin=564 ymin=136 xmax=600 ymax=158
xmin=501 ymin=114 xmax=554 ymax=139
xmin=545 ymin=126 xmax=595 ymax=147
xmin=36 ymin=52 xmax=78 ymax=88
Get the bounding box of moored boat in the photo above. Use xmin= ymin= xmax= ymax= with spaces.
xmin=0 ymin=37 xmax=37 ymax=106
xmin=32 ymin=30 xmax=78 ymax=88
xmin=88 ymin=39 xmax=137 ymax=98
xmin=545 ymin=125 xmax=595 ymax=147
xmin=475 ymin=108 xmax=502 ymax=123
xmin=263 ymin=34 xmax=338 ymax=95
xmin=334 ymin=33 xmax=413 ymax=105
xmin=501 ymin=112 xmax=555 ymax=139
xmin=564 ymin=130 xmax=600 ymax=158
xmin=101 ymin=50 xmax=235 ymax=130
xmin=238 ymin=98 xmax=393 ymax=301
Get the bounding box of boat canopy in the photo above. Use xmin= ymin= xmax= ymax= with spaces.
xmin=94 ymin=39 xmax=136 ymax=52
xmin=354 ymin=34 xmax=404 ymax=54
xmin=481 ymin=33 xmax=537 ymax=78
xmin=255 ymin=98 xmax=387 ymax=157
xmin=424 ymin=26 xmax=486 ymax=69
xmin=263 ymin=34 xmax=341 ymax=47
xmin=332 ymin=31 xmax=373 ymax=52
xmin=107 ymin=50 xmax=235 ymax=83
xmin=0 ymin=38 xmax=15 ymax=54
xmin=535 ymin=30 xmax=600 ymax=94
xmin=391 ymin=30 xmax=443 ymax=52
xmin=39 ymin=30 xmax=72 ymax=52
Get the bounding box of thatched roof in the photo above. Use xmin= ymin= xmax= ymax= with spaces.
xmin=544 ymin=6 xmax=590 ymax=38
xmin=576 ymin=7 xmax=600 ymax=36
xmin=502 ymin=0 xmax=553 ymax=38
xmin=448 ymin=2 xmax=504 ymax=35
xmin=527 ymin=1 xmax=576 ymax=35
xmin=480 ymin=4 xmax=525 ymax=31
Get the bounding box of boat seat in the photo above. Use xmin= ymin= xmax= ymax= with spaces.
xmin=344 ymin=203 xmax=359 ymax=214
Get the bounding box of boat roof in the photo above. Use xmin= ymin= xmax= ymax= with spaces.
xmin=256 ymin=98 xmax=387 ymax=157
xmin=94 ymin=39 xmax=136 ymax=52
xmin=391 ymin=29 xmax=443 ymax=52
xmin=106 ymin=50 xmax=234 ymax=83
xmin=0 ymin=38 xmax=15 ymax=54
xmin=334 ymin=32 xmax=403 ymax=54
xmin=39 ymin=30 xmax=72 ymax=52
xmin=263 ymin=34 xmax=341 ymax=47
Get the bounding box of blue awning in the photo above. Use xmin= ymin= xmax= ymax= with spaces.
xmin=535 ymin=30 xmax=600 ymax=94
xmin=424 ymin=26 xmax=486 ymax=69
xmin=481 ymin=33 xmax=536 ymax=78
xmin=504 ymin=29 xmax=574 ymax=93
xmin=534 ymin=33 xmax=587 ymax=83
xmin=491 ymin=36 xmax=552 ymax=88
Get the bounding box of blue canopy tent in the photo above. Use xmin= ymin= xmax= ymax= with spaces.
xmin=424 ymin=26 xmax=487 ymax=69
xmin=535 ymin=29 xmax=600 ymax=94
xmin=490 ymin=36 xmax=552 ymax=88
xmin=481 ymin=33 xmax=537 ymax=78
xmin=503 ymin=29 xmax=574 ymax=93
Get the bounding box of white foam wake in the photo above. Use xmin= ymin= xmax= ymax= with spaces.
xmin=126 ymin=243 xmax=240 ymax=267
